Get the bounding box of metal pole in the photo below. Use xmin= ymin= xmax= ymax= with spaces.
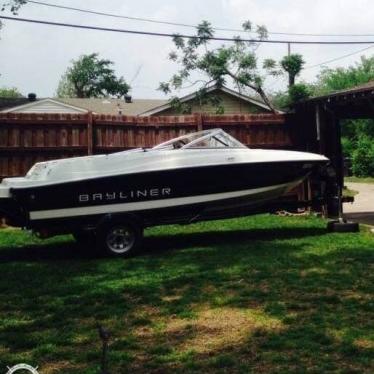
xmin=98 ymin=325 xmax=111 ymax=374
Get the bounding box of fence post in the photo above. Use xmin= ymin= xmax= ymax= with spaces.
xmin=87 ymin=111 xmax=93 ymax=155
xmin=195 ymin=113 xmax=203 ymax=132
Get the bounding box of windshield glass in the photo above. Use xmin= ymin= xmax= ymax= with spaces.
xmin=152 ymin=129 xmax=246 ymax=150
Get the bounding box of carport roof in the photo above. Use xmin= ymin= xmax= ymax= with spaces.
xmin=304 ymin=80 xmax=374 ymax=104
xmin=296 ymin=81 xmax=374 ymax=119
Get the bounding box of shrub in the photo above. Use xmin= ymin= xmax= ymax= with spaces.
xmin=351 ymin=135 xmax=374 ymax=177
xmin=288 ymin=83 xmax=311 ymax=104
xmin=272 ymin=83 xmax=312 ymax=111
xmin=341 ymin=137 xmax=355 ymax=158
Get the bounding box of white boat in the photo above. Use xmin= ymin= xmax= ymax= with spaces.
xmin=0 ymin=128 xmax=328 ymax=256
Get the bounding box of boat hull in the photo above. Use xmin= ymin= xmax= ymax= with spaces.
xmin=3 ymin=160 xmax=323 ymax=229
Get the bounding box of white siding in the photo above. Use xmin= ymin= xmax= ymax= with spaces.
xmin=3 ymin=99 xmax=88 ymax=113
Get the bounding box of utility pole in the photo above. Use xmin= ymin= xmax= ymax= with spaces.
xmin=287 ymin=42 xmax=294 ymax=87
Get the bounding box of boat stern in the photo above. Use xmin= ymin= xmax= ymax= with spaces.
xmin=0 ymin=180 xmax=27 ymax=227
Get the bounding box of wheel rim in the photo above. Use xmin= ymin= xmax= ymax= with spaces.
xmin=106 ymin=225 xmax=135 ymax=254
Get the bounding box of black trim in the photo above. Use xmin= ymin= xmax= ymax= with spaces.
xmin=26 ymin=183 xmax=291 ymax=231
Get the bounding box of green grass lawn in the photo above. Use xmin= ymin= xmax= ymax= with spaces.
xmin=345 ymin=176 xmax=374 ymax=184
xmin=342 ymin=186 xmax=358 ymax=198
xmin=0 ymin=215 xmax=373 ymax=373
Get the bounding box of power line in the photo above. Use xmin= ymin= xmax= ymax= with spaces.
xmin=2 ymin=16 xmax=374 ymax=45
xmin=26 ymin=0 xmax=205 ymax=30
xmin=261 ymin=31 xmax=374 ymax=38
xmin=305 ymin=44 xmax=374 ymax=69
xmin=25 ymin=0 xmax=374 ymax=38
xmin=130 ymin=65 xmax=143 ymax=84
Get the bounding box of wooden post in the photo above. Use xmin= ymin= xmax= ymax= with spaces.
xmin=316 ymin=105 xmax=327 ymax=156
xmin=334 ymin=117 xmax=344 ymax=190
xmin=87 ymin=111 xmax=93 ymax=155
xmin=324 ymin=110 xmax=342 ymax=218
xmin=195 ymin=113 xmax=203 ymax=132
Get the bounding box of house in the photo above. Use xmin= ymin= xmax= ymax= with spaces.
xmin=0 ymin=96 xmax=167 ymax=116
xmin=0 ymin=85 xmax=273 ymax=115
xmin=141 ymin=86 xmax=273 ymax=115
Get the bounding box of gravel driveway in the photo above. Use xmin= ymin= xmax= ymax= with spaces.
xmin=344 ymin=182 xmax=374 ymax=225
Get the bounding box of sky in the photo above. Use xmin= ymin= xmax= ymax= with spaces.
xmin=0 ymin=0 xmax=373 ymax=99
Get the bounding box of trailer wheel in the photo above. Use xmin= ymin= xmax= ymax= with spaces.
xmin=97 ymin=219 xmax=143 ymax=257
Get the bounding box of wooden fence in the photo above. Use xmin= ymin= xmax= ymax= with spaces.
xmin=0 ymin=112 xmax=295 ymax=179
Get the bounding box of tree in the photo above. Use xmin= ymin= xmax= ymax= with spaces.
xmin=56 ymin=53 xmax=130 ymax=98
xmin=272 ymin=82 xmax=311 ymax=110
xmin=0 ymin=86 xmax=22 ymax=97
xmin=159 ymin=20 xmax=280 ymax=112
xmin=56 ymin=73 xmax=77 ymax=98
xmin=313 ymin=56 xmax=374 ymax=96
xmin=271 ymin=54 xmax=309 ymax=110
xmin=1 ymin=1 xmax=27 ymax=77
xmin=1 ymin=0 xmax=26 ymax=28
xmin=1 ymin=0 xmax=26 ymax=13
xmin=280 ymin=54 xmax=305 ymax=87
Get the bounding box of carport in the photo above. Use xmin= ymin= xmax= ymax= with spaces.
xmin=294 ymin=81 xmax=374 ymax=218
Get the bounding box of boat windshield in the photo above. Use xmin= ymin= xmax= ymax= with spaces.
xmin=152 ymin=129 xmax=246 ymax=150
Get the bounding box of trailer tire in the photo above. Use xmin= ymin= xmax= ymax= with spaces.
xmin=97 ymin=218 xmax=143 ymax=257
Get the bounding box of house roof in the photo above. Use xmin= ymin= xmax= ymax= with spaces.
xmin=57 ymin=97 xmax=168 ymax=115
xmin=140 ymin=85 xmax=273 ymax=115
xmin=0 ymin=97 xmax=168 ymax=115
xmin=0 ymin=97 xmax=31 ymax=111
xmin=0 ymin=85 xmax=274 ymax=115
xmin=1 ymin=98 xmax=89 ymax=114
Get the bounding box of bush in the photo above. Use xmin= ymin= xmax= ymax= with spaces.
xmin=288 ymin=83 xmax=311 ymax=104
xmin=351 ymin=135 xmax=374 ymax=177
xmin=272 ymin=83 xmax=312 ymax=111
xmin=341 ymin=137 xmax=355 ymax=158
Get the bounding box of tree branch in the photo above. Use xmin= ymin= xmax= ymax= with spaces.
xmin=225 ymin=70 xmax=276 ymax=112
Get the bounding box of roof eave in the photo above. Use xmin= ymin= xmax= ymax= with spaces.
xmin=1 ymin=98 xmax=89 ymax=113
xmin=140 ymin=85 xmax=274 ymax=116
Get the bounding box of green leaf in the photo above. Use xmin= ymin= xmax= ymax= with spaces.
xmin=57 ymin=53 xmax=130 ymax=98
xmin=242 ymin=20 xmax=252 ymax=31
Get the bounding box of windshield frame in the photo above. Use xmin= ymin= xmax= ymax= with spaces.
xmin=151 ymin=128 xmax=247 ymax=150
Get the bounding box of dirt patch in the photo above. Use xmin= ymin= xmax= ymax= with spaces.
xmin=354 ymin=338 xmax=374 ymax=349
xmin=41 ymin=361 xmax=84 ymax=374
xmin=163 ymin=307 xmax=283 ymax=353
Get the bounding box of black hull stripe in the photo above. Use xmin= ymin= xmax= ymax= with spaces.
xmin=29 ymin=181 xmax=297 ymax=221
xmin=14 ymin=161 xmax=320 ymax=212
